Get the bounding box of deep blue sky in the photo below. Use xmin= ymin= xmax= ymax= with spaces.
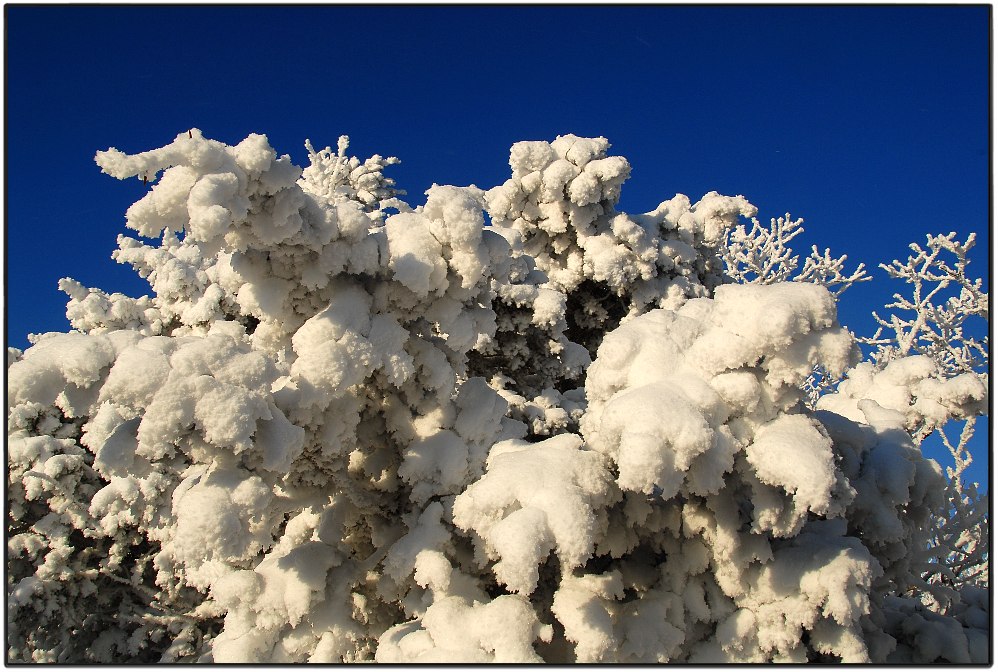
xmin=6 ymin=6 xmax=990 ymax=484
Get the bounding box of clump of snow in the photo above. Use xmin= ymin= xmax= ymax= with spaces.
xmin=376 ymin=594 xmax=552 ymax=663
xmin=453 ymin=434 xmax=618 ymax=594
xmin=582 ymin=282 xmax=856 ymax=514
xmin=817 ymin=356 xmax=987 ymax=436
xmin=745 ymin=415 xmax=836 ymax=517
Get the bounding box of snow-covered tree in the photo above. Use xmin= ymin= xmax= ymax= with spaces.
xmin=6 ymin=131 xmax=989 ymax=663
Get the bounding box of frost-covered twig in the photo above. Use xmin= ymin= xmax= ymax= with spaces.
xmin=860 ymin=232 xmax=988 ymax=378
xmin=798 ymin=246 xmax=870 ymax=298
xmin=721 ymin=213 xmax=869 ymax=297
xmin=921 ymin=417 xmax=989 ymax=608
xmin=801 ymin=365 xmax=839 ymax=410
xmin=301 ymin=135 xmax=404 ymax=213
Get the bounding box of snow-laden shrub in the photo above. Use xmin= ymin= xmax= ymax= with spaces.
xmin=7 ymin=130 xmax=988 ymax=663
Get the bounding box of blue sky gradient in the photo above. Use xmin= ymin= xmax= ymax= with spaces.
xmin=6 ymin=5 xmax=990 ymax=484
